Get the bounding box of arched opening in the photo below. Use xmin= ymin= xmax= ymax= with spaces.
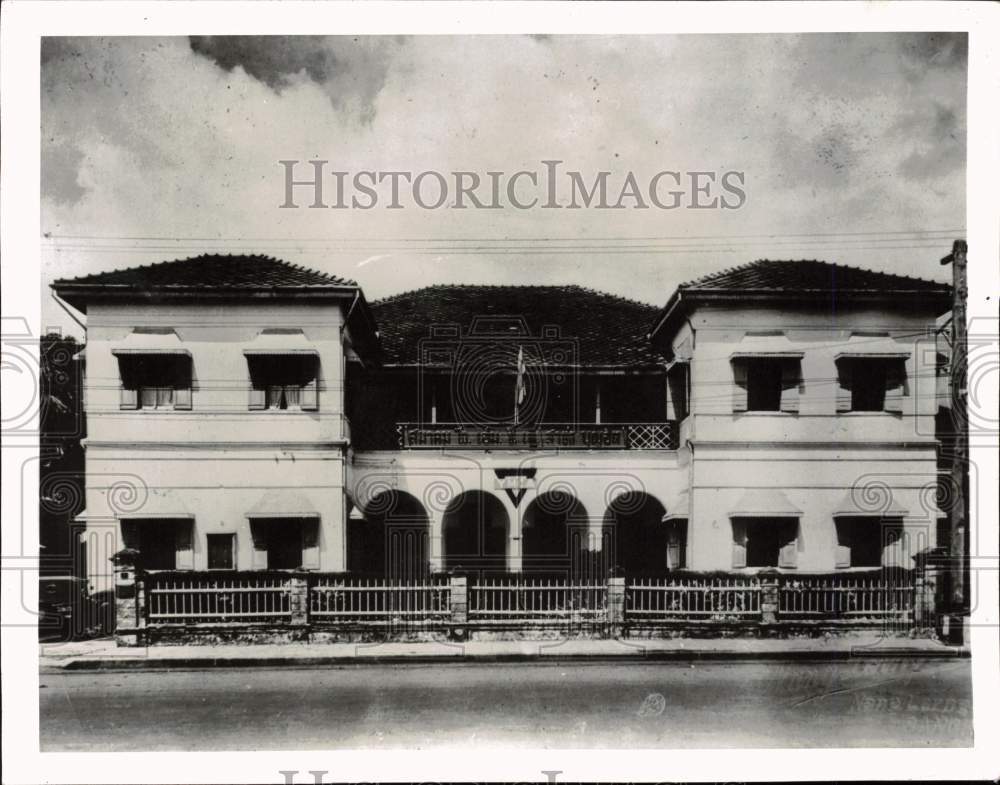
xmin=603 ymin=492 xmax=669 ymax=576
xmin=522 ymin=491 xmax=588 ymax=577
xmin=348 ymin=491 xmax=430 ymax=580
xmin=442 ymin=491 xmax=508 ymax=575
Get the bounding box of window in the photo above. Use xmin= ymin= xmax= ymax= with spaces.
xmin=666 ymin=520 xmax=687 ymax=570
xmin=731 ymin=517 xmax=798 ymax=568
xmin=117 ymin=353 xmax=192 ymax=411
xmin=249 ymin=518 xmax=320 ymax=570
xmin=119 ymin=519 xmax=193 ymax=570
xmin=667 ymin=363 xmax=689 ymax=421
xmin=836 ymin=356 xmax=907 ymax=413
xmin=246 ymin=354 xmax=319 ymax=411
xmin=833 ymin=517 xmax=893 ymax=568
xmin=732 ymin=356 xmax=802 ymax=413
xmin=207 ymin=533 xmax=236 ymax=570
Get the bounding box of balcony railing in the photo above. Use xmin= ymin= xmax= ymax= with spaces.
xmin=396 ymin=422 xmax=678 ymax=450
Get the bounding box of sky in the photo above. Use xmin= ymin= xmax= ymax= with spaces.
xmin=40 ymin=33 xmax=967 ymax=337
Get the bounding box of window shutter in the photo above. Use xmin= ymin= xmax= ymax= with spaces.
xmin=778 ymin=538 xmax=798 ymax=569
xmin=666 ymin=536 xmax=681 ymax=570
xmin=835 ymin=544 xmax=852 ymax=569
xmin=301 ymin=377 xmax=319 ymax=411
xmin=301 ymin=519 xmax=320 ymax=570
xmin=173 ymin=386 xmax=192 ymax=410
xmin=175 ymin=522 xmax=194 ymax=570
xmin=731 ymin=519 xmax=747 ymax=568
xmin=884 ymin=359 xmax=906 ymax=414
xmin=120 ymin=520 xmax=140 ymax=550
xmin=779 ymin=360 xmax=801 ymax=413
xmin=248 ymin=387 xmax=266 ymax=410
xmin=836 ymin=359 xmax=853 ymax=412
xmin=250 ymin=520 xmax=269 ymax=569
xmin=120 ymin=387 xmax=138 ymax=410
xmin=731 ymin=359 xmax=748 ymax=413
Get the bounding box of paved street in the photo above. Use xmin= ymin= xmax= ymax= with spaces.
xmin=40 ymin=658 xmax=972 ymax=750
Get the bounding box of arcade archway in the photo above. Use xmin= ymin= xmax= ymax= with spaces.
xmin=348 ymin=490 xmax=430 ymax=580
xmin=442 ymin=491 xmax=509 ymax=574
xmin=603 ymin=492 xmax=669 ymax=575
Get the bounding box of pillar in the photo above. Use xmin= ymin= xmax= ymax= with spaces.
xmin=112 ymin=549 xmax=143 ymax=647
xmin=759 ymin=569 xmax=780 ymax=624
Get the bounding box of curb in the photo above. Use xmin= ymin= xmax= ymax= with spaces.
xmin=50 ymin=646 xmax=969 ymax=671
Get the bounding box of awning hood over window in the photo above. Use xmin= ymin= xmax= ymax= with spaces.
xmin=662 ymin=489 xmax=690 ymax=521
xmin=833 ymin=489 xmax=909 ymax=517
xmin=111 ymin=329 xmax=189 ymax=356
xmin=246 ymin=490 xmax=319 ymax=519
xmin=729 ymin=488 xmax=801 ymax=517
xmin=243 ymin=329 xmax=318 ymax=356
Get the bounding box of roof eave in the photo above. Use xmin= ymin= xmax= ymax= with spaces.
xmin=50 ymin=283 xmax=362 ymax=313
xmin=650 ymin=286 xmax=951 ymax=346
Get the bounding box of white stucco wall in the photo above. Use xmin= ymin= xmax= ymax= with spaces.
xmin=80 ymin=300 xmax=351 ymax=591
xmin=663 ymin=302 xmax=943 ymax=572
xmin=348 ymin=449 xmax=689 ymax=571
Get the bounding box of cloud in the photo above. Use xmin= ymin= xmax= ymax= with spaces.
xmin=188 ymin=35 xmax=403 ymax=124
xmin=40 ymin=33 xmax=966 ymax=336
xmin=41 ymin=142 xmax=87 ymax=205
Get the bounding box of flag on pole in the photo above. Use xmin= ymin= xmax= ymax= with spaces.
xmin=514 ymin=345 xmax=526 ymax=424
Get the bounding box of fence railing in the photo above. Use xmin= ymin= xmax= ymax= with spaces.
xmin=397 ymin=422 xmax=679 ymax=450
xmin=627 ymin=577 xmax=761 ymax=622
xmin=468 ymin=578 xmax=607 ymax=626
xmin=145 ymin=573 xmax=293 ymax=624
xmin=778 ymin=575 xmax=915 ymax=621
xmin=130 ymin=570 xmax=923 ymax=639
xmin=309 ymin=576 xmax=450 ymax=626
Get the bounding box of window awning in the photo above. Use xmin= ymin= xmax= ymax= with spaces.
xmin=243 ymin=329 xmax=318 ymax=356
xmin=246 ymin=490 xmax=319 ymax=519
xmin=835 ymin=351 xmax=909 ymax=360
xmin=113 ymin=488 xmax=193 ymax=519
xmin=833 ymin=489 xmax=908 ymax=517
xmin=661 ymin=489 xmax=690 ymax=521
xmin=730 ymin=351 xmax=804 ymax=359
xmin=112 ymin=329 xmax=190 ymax=356
xmin=729 ymin=489 xmax=801 ymax=517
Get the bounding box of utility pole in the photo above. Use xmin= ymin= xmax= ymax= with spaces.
xmin=940 ymin=239 xmax=968 ymax=644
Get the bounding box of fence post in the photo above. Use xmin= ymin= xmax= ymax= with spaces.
xmin=449 ymin=575 xmax=468 ymax=639
xmin=914 ymin=549 xmax=943 ymax=632
xmin=607 ymin=576 xmax=626 ymax=637
xmin=759 ymin=570 xmax=780 ymax=624
xmin=289 ymin=573 xmax=310 ymax=636
xmin=111 ymin=549 xmax=143 ymax=647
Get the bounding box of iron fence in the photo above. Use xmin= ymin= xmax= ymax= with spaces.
xmin=145 ymin=572 xmax=292 ymax=624
xmin=626 ymin=576 xmax=762 ymax=622
xmin=778 ymin=574 xmax=916 ymax=621
xmin=309 ymin=576 xmax=451 ymax=627
xmin=468 ymin=577 xmax=607 ymax=626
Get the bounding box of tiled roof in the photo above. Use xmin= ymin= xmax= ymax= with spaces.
xmin=53 ymin=254 xmax=357 ymax=289
xmin=679 ymin=259 xmax=952 ymax=294
xmin=651 ymin=259 xmax=953 ymax=343
xmin=370 ymin=285 xmax=664 ymax=367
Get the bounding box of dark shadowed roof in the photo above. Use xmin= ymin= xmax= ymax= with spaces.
xmin=651 ymin=259 xmax=953 ymax=344
xmin=370 ymin=285 xmax=664 ymax=368
xmin=679 ymin=259 xmax=952 ymax=294
xmin=52 ymin=254 xmax=381 ymax=358
xmin=53 ymin=254 xmax=357 ymax=291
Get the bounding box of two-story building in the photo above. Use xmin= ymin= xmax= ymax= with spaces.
xmin=52 ymin=255 xmax=951 ymax=594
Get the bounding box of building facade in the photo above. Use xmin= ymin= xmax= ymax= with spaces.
xmin=53 ymin=256 xmax=952 ymax=593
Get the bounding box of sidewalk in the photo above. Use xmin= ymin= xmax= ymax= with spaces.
xmin=40 ymin=635 xmax=968 ymax=670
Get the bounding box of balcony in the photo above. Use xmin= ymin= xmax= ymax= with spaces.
xmin=394 ymin=422 xmax=679 ymax=451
